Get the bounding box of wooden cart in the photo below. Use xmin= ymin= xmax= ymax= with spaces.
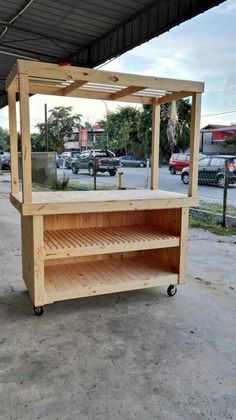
xmin=6 ymin=60 xmax=203 ymax=315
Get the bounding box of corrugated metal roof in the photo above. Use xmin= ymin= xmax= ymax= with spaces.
xmin=0 ymin=0 xmax=227 ymax=108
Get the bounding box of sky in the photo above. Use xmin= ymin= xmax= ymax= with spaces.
xmin=0 ymin=0 xmax=236 ymax=131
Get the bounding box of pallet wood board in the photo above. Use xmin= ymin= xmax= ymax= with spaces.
xmin=10 ymin=190 xmax=198 ymax=215
xmin=44 ymin=224 xmax=180 ymax=259
xmin=45 ymin=255 xmax=178 ymax=303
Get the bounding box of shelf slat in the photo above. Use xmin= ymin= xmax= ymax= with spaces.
xmin=44 ymin=224 xmax=179 ymax=259
xmin=45 ymin=255 xmax=178 ymax=303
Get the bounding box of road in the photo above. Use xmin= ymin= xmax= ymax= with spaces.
xmin=58 ymin=166 xmax=236 ymax=206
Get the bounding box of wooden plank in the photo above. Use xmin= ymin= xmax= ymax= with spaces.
xmin=18 ymin=73 xmax=32 ymax=203
xmin=156 ymin=91 xmax=192 ymax=105
xmin=10 ymin=193 xmax=22 ymax=213
xmin=188 ymin=93 xmax=202 ymax=197
xmin=21 ymin=215 xmax=44 ymax=306
xmin=44 ymin=255 xmax=178 ymax=304
xmin=178 ymin=208 xmax=189 ymax=284
xmin=9 ymin=190 xmax=199 ymax=215
xmin=21 ymin=197 xmax=198 ymax=216
xmin=43 ymin=224 xmax=180 ymax=260
xmin=111 ymin=86 xmax=144 ymax=100
xmin=150 ymin=103 xmax=160 ymax=190
xmin=21 ymin=216 xmax=35 ymax=303
xmin=22 ymin=84 xmax=152 ymax=104
xmin=5 ymin=62 xmax=17 ymax=90
xmin=33 ymin=216 xmax=45 ymax=306
xmin=148 ymin=208 xmax=181 ymax=235
xmin=17 ymin=60 xmax=204 ymax=93
xmin=62 ymin=80 xmax=87 ymax=96
xmin=8 ymin=88 xmax=19 ymax=193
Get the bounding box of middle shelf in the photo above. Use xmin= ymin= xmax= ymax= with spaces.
xmin=44 ymin=224 xmax=180 ymax=260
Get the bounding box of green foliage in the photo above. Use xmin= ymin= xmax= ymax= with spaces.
xmin=189 ymin=215 xmax=236 ymax=236
xmin=35 ymin=106 xmax=82 ymax=151
xmin=31 ymin=132 xmax=45 ymax=152
xmin=97 ymin=99 xmax=191 ymax=161
xmin=0 ymin=126 xmax=10 ymax=152
xmin=225 ymin=134 xmax=236 ymax=145
xmin=98 ymin=106 xmax=140 ymax=154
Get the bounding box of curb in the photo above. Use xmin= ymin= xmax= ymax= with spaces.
xmin=190 ymin=208 xmax=236 ymax=228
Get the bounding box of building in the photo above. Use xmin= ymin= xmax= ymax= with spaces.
xmin=200 ymin=124 xmax=236 ymax=155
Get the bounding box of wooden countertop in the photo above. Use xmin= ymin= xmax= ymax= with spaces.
xmin=10 ymin=190 xmax=198 ymax=216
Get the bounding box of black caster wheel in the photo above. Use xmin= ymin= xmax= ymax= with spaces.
xmin=33 ymin=306 xmax=44 ymax=316
xmin=167 ymin=285 xmax=177 ymax=297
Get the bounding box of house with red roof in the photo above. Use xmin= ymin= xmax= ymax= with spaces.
xmin=200 ymin=124 xmax=236 ymax=154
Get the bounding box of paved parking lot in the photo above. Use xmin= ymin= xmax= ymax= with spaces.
xmin=58 ymin=167 xmax=236 ymax=206
xmin=0 ymin=176 xmax=236 ymax=419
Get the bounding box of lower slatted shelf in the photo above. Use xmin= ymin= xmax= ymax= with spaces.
xmin=44 ymin=255 xmax=178 ymax=303
xmin=44 ymin=224 xmax=179 ymax=259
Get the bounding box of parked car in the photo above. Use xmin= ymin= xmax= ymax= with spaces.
xmin=57 ymin=151 xmax=80 ymax=169
xmin=169 ymin=152 xmax=206 ymax=174
xmin=0 ymin=153 xmax=11 ymax=170
xmin=72 ymin=149 xmax=120 ymax=176
xmin=120 ymin=155 xmax=146 ymax=168
xmin=181 ymin=155 xmax=236 ymax=188
xmin=169 ymin=153 xmax=190 ymax=174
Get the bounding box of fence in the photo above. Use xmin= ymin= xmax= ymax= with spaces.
xmin=19 ymin=152 xmax=235 ymax=222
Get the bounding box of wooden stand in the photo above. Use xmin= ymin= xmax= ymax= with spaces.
xmin=6 ymin=60 xmax=203 ymax=314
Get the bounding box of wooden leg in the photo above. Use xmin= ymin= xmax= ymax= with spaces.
xmin=21 ymin=215 xmax=45 ymax=306
xmin=178 ymin=208 xmax=189 ymax=284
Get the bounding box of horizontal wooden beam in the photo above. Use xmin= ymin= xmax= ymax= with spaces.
xmin=13 ymin=83 xmax=153 ymax=104
xmin=62 ymin=80 xmax=87 ymax=96
xmin=17 ymin=60 xmax=204 ymax=93
xmin=156 ymin=91 xmax=193 ymax=105
xmin=111 ymin=85 xmax=144 ymax=100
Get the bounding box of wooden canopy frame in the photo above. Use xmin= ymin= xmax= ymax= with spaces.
xmin=7 ymin=59 xmax=203 ymax=208
xmin=6 ymin=59 xmax=204 ymax=314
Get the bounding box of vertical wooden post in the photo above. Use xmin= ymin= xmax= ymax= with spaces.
xmin=8 ymin=88 xmax=19 ymax=193
xmin=188 ymin=93 xmax=201 ymax=197
xmin=178 ymin=207 xmax=189 ymax=284
xmin=151 ymin=102 xmax=160 ymax=190
xmin=19 ymin=73 xmax=32 ymax=203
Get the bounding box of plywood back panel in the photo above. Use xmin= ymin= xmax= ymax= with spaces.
xmin=149 ymin=247 xmax=180 ymax=272
xmin=44 ymin=249 xmax=148 ymax=266
xmin=44 ymin=210 xmax=148 ymax=231
xmin=147 ymin=209 xmax=181 ymax=235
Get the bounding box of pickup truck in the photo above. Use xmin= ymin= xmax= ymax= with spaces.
xmin=71 ymin=149 xmax=121 ymax=176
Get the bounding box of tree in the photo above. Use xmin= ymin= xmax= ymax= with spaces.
xmin=137 ymin=105 xmax=152 ymax=158
xmin=225 ymin=134 xmax=236 ymax=145
xmin=0 ymin=126 xmax=10 ymax=152
xmin=160 ymin=99 xmax=191 ymax=159
xmin=35 ymin=106 xmax=82 ymax=151
xmin=99 ymin=106 xmax=140 ymax=154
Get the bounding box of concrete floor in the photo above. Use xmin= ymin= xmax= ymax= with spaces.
xmin=0 ymin=180 xmax=236 ymax=420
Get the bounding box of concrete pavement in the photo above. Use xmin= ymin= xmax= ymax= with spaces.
xmin=0 ymin=175 xmax=236 ymax=420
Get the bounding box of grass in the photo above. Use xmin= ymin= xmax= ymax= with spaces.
xmin=189 ymin=215 xmax=236 ymax=236
xmin=199 ymin=201 xmax=236 ymax=217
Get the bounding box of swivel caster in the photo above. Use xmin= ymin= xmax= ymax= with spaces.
xmin=167 ymin=285 xmax=177 ymax=297
xmin=33 ymin=306 xmax=44 ymax=316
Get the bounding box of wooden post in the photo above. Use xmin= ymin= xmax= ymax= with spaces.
xmin=8 ymin=88 xmax=19 ymax=193
xmin=151 ymin=102 xmax=160 ymax=190
xmin=178 ymin=207 xmax=189 ymax=283
xmin=188 ymin=93 xmax=201 ymax=197
xmin=19 ymin=73 xmax=32 ymax=203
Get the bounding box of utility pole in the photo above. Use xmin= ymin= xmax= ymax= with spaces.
xmin=102 ymin=100 xmax=109 ymax=149
xmin=44 ymin=103 xmax=48 ymax=152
